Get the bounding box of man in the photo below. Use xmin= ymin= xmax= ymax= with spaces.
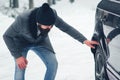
xmin=3 ymin=3 xmax=98 ymax=80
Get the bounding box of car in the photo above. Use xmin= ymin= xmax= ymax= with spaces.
xmin=91 ymin=0 xmax=120 ymax=80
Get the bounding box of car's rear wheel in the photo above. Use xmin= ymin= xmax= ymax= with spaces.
xmin=95 ymin=46 xmax=109 ymax=80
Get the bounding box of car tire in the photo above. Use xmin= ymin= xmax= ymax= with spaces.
xmin=95 ymin=46 xmax=109 ymax=80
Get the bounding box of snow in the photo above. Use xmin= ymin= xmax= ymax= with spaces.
xmin=0 ymin=0 xmax=101 ymax=80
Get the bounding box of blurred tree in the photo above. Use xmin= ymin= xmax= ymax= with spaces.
xmin=10 ymin=0 xmax=12 ymax=7
xmin=69 ymin=0 xmax=74 ymax=3
xmin=29 ymin=0 xmax=34 ymax=9
xmin=47 ymin=0 xmax=56 ymax=6
xmin=52 ymin=0 xmax=56 ymax=4
xmin=10 ymin=0 xmax=19 ymax=8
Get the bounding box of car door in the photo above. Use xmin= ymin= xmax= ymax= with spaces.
xmin=91 ymin=0 xmax=120 ymax=80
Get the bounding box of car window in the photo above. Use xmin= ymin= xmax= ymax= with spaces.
xmin=98 ymin=0 xmax=120 ymax=19
xmin=104 ymin=14 xmax=120 ymax=28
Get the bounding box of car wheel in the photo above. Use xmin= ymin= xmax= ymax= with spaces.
xmin=95 ymin=46 xmax=109 ymax=80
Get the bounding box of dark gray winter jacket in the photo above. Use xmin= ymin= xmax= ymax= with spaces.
xmin=3 ymin=8 xmax=87 ymax=59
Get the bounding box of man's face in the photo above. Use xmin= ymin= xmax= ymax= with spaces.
xmin=37 ymin=23 xmax=52 ymax=30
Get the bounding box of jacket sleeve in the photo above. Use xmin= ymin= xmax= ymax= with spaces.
xmin=107 ymin=28 xmax=120 ymax=41
xmin=55 ymin=15 xmax=87 ymax=43
xmin=3 ymin=16 xmax=23 ymax=59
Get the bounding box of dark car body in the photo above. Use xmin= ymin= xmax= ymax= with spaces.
xmin=91 ymin=0 xmax=120 ymax=80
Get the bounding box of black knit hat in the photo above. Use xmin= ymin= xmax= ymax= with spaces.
xmin=36 ymin=3 xmax=56 ymax=25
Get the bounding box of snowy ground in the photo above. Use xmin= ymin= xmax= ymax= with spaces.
xmin=0 ymin=0 xmax=101 ymax=80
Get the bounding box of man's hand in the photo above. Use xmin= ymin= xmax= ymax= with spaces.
xmin=106 ymin=38 xmax=111 ymax=44
xmin=16 ymin=56 xmax=28 ymax=70
xmin=83 ymin=40 xmax=99 ymax=49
